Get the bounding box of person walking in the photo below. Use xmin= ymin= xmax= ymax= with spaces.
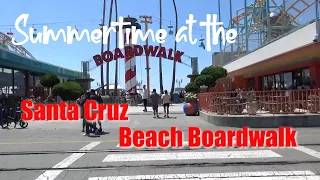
xmin=142 ymin=85 xmax=148 ymax=112
xmin=161 ymin=90 xmax=171 ymax=118
xmin=150 ymin=89 xmax=160 ymax=118
xmin=80 ymin=92 xmax=97 ymax=136
xmin=90 ymin=89 xmax=103 ymax=133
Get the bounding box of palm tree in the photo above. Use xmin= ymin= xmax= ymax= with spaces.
xmin=170 ymin=0 xmax=178 ymax=96
xmin=100 ymin=0 xmax=107 ymax=95
xmin=114 ymin=0 xmax=118 ymax=96
xmin=106 ymin=0 xmax=114 ymax=95
xmin=159 ymin=0 xmax=164 ymax=94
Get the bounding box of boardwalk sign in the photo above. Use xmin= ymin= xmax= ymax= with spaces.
xmin=93 ymin=45 xmax=184 ymax=67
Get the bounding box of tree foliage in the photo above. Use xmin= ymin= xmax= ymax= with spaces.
xmin=40 ymin=73 xmax=60 ymax=88
xmin=200 ymin=66 xmax=227 ymax=83
xmin=52 ymin=82 xmax=84 ymax=101
xmin=185 ymin=66 xmax=228 ymax=93
xmin=194 ymin=75 xmax=214 ymax=87
xmin=185 ymin=82 xmax=198 ymax=93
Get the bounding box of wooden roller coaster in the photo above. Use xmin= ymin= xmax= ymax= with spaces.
xmin=232 ymin=0 xmax=314 ymax=27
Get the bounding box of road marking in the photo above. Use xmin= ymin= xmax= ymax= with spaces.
xmin=294 ymin=146 xmax=320 ymax=159
xmin=116 ymin=141 xmax=189 ymax=148
xmin=102 ymin=149 xmax=281 ymax=162
xmin=115 ymin=140 xmax=238 ymax=148
xmin=0 ymin=140 xmax=117 ymax=145
xmin=35 ymin=141 xmax=101 ymax=180
xmin=88 ymin=170 xmax=320 ymax=180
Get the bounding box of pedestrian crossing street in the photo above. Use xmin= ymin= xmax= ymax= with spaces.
xmin=31 ymin=140 xmax=320 ymax=180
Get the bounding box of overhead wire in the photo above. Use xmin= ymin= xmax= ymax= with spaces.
xmin=1 ymin=16 xmax=203 ymax=71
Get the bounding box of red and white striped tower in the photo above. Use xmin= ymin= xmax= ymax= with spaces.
xmin=123 ymin=31 xmax=136 ymax=94
xmin=123 ymin=17 xmax=138 ymax=94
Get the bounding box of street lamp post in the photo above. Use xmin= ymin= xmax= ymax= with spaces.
xmin=137 ymin=81 xmax=142 ymax=94
xmin=176 ymin=79 xmax=182 ymax=88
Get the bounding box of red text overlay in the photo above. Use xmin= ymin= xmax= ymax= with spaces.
xmin=20 ymin=100 xmax=128 ymax=121
xmin=118 ymin=126 xmax=297 ymax=148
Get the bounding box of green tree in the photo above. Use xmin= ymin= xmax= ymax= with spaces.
xmin=185 ymin=82 xmax=198 ymax=93
xmin=52 ymin=82 xmax=84 ymax=101
xmin=40 ymin=73 xmax=60 ymax=88
xmin=200 ymin=66 xmax=227 ymax=83
xmin=194 ymin=75 xmax=214 ymax=87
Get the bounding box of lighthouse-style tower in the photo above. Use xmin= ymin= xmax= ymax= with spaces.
xmin=123 ymin=17 xmax=141 ymax=94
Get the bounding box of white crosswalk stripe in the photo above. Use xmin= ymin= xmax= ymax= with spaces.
xmin=102 ymin=150 xmax=282 ymax=162
xmin=86 ymin=144 xmax=320 ymax=180
xmin=88 ymin=171 xmax=320 ymax=180
xmin=32 ymin=142 xmax=320 ymax=180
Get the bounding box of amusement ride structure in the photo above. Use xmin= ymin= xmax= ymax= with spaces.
xmin=0 ymin=31 xmax=37 ymax=60
xmin=216 ymin=0 xmax=317 ymax=66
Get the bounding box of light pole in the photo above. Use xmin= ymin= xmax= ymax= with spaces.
xmin=97 ymin=82 xmax=101 ymax=94
xmin=100 ymin=0 xmax=107 ymax=95
xmin=176 ymin=79 xmax=182 ymax=88
xmin=170 ymin=0 xmax=178 ymax=97
xmin=137 ymin=80 xmax=142 ymax=93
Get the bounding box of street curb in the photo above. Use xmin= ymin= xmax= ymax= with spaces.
xmin=199 ymin=110 xmax=320 ymax=128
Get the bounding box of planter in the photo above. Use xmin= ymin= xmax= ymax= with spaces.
xmin=247 ymin=101 xmax=257 ymax=115
xmin=183 ymin=102 xmax=199 ymax=116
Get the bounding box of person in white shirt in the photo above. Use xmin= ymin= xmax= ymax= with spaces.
xmin=142 ymin=85 xmax=148 ymax=112
xmin=161 ymin=90 xmax=171 ymax=118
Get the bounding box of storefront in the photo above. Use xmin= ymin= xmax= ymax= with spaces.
xmin=226 ymin=42 xmax=320 ymax=91
xmin=0 ymin=47 xmax=84 ymax=97
xmin=0 ymin=66 xmax=44 ymax=97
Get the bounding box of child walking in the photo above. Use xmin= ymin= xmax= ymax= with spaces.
xmin=161 ymin=90 xmax=171 ymax=118
xmin=150 ymin=89 xmax=160 ymax=118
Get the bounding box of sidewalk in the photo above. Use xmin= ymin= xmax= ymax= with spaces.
xmin=128 ymin=103 xmax=184 ymax=115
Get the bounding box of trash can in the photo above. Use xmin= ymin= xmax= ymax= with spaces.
xmin=172 ymin=93 xmax=180 ymax=104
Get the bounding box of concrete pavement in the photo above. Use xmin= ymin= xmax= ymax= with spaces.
xmin=127 ymin=103 xmax=185 ymax=115
xmin=1 ymin=107 xmax=320 ymax=180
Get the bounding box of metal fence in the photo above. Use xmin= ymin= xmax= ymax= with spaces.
xmin=198 ymin=89 xmax=320 ymax=115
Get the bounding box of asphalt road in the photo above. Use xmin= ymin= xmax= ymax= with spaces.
xmin=1 ymin=111 xmax=320 ymax=180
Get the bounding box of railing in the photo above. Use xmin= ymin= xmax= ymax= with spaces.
xmin=198 ymin=89 xmax=320 ymax=115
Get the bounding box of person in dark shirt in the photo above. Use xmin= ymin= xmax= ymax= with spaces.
xmin=150 ymin=89 xmax=160 ymax=118
xmin=80 ymin=92 xmax=98 ymax=136
xmin=90 ymin=89 xmax=103 ymax=133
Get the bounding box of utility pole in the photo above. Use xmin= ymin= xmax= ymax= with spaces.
xmin=105 ymin=0 xmax=114 ymax=95
xmin=139 ymin=15 xmax=152 ymax=97
xmin=100 ymin=0 xmax=107 ymax=95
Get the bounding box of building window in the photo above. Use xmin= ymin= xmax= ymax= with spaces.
xmin=29 ymin=73 xmax=34 ymax=87
xmin=275 ymin=74 xmax=281 ymax=90
xmin=248 ymin=78 xmax=254 ymax=90
xmin=263 ymin=76 xmax=268 ymax=90
xmin=34 ymin=75 xmax=41 ymax=86
xmin=0 ymin=67 xmax=13 ymax=95
xmin=283 ymin=72 xmax=293 ymax=90
xmin=301 ymin=68 xmax=311 ymax=88
xmin=268 ymin=75 xmax=275 ymax=90
xmin=14 ymin=70 xmax=25 ymax=96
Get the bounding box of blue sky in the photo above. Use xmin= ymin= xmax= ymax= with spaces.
xmin=1 ymin=0 xmax=258 ymax=91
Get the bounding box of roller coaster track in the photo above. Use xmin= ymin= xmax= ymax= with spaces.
xmin=0 ymin=32 xmax=36 ymax=60
xmin=274 ymin=0 xmax=315 ymax=26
